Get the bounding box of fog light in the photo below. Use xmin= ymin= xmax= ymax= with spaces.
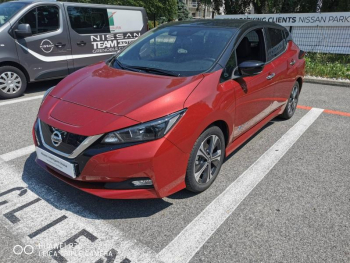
xmin=131 ymin=179 xmax=153 ymax=187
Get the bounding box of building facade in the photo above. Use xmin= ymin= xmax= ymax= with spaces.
xmin=182 ymin=0 xmax=214 ymax=19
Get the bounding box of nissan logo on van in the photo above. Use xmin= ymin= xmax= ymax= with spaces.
xmin=40 ymin=39 xmax=54 ymax=53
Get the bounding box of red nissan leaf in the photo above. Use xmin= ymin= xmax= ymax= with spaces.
xmin=33 ymin=20 xmax=305 ymax=199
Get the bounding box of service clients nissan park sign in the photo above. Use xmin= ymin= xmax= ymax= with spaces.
xmin=216 ymin=12 xmax=350 ymax=27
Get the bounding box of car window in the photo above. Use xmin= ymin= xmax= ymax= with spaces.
xmin=115 ymin=26 xmax=235 ymax=77
xmin=140 ymin=31 xmax=177 ymax=59
xmin=68 ymin=6 xmax=109 ymax=34
xmin=18 ymin=5 xmax=59 ymax=35
xmin=221 ymin=51 xmax=237 ymax=82
xmin=236 ymin=28 xmax=266 ymax=65
xmin=266 ymin=28 xmax=286 ymax=61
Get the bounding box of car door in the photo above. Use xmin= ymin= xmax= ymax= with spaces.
xmin=65 ymin=4 xmax=145 ymax=72
xmin=231 ymin=29 xmax=277 ymax=138
xmin=14 ymin=3 xmax=71 ymax=81
xmin=265 ymin=27 xmax=296 ymax=109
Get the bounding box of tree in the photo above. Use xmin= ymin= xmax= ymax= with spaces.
xmin=178 ymin=0 xmax=191 ymax=21
xmin=197 ymin=0 xmax=212 ymax=18
xmin=213 ymin=0 xmax=224 ymax=15
xmin=224 ymin=0 xmax=251 ymax=14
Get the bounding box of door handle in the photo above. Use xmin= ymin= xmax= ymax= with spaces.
xmin=77 ymin=41 xmax=86 ymax=46
xmin=290 ymin=60 xmax=296 ymax=65
xmin=55 ymin=42 xmax=66 ymax=48
xmin=266 ymin=73 xmax=275 ymax=80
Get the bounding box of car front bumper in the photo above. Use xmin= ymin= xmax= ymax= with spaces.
xmin=33 ymin=121 xmax=189 ymax=199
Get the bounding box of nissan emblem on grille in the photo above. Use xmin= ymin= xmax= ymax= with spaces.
xmin=51 ymin=131 xmax=62 ymax=147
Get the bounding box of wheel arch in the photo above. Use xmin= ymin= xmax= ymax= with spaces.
xmin=0 ymin=61 xmax=30 ymax=82
xmin=296 ymin=77 xmax=303 ymax=92
xmin=207 ymin=120 xmax=230 ymax=148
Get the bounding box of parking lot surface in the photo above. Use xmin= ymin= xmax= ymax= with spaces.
xmin=0 ymin=81 xmax=349 ymax=263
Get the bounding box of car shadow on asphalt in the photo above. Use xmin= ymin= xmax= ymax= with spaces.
xmin=22 ymin=153 xmax=172 ymax=220
xmin=224 ymin=120 xmax=277 ymax=161
xmin=168 ymin=119 xmax=283 ymax=200
xmin=25 ymin=79 xmax=62 ymax=95
xmin=21 ymin=118 xmax=286 ymax=217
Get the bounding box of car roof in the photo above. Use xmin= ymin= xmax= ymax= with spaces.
xmin=158 ymin=19 xmax=284 ymax=31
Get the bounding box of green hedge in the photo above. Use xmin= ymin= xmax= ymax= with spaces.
xmin=305 ymin=53 xmax=350 ymax=80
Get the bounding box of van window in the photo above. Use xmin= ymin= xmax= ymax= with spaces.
xmin=18 ymin=6 xmax=59 ymax=35
xmin=266 ymin=28 xmax=286 ymax=61
xmin=107 ymin=9 xmax=143 ymax=33
xmin=67 ymin=7 xmax=110 ymax=34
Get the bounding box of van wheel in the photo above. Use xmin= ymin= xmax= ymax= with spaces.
xmin=280 ymin=81 xmax=300 ymax=120
xmin=185 ymin=126 xmax=225 ymax=193
xmin=0 ymin=66 xmax=27 ymax=99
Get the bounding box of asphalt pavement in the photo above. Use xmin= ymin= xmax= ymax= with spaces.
xmin=0 ymin=81 xmax=349 ymax=263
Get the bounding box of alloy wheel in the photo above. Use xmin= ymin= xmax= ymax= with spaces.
xmin=194 ymin=135 xmax=222 ymax=184
xmin=0 ymin=72 xmax=22 ymax=94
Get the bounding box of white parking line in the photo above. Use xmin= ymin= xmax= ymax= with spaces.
xmin=0 ymin=145 xmax=35 ymax=162
xmin=0 ymin=160 xmax=162 ymax=263
xmin=157 ymin=108 xmax=324 ymax=263
xmin=0 ymin=95 xmax=43 ymax=107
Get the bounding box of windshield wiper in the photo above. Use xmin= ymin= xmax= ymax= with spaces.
xmin=113 ymin=58 xmax=125 ymax=69
xmin=126 ymin=66 xmax=180 ymax=77
xmin=113 ymin=58 xmax=140 ymax=73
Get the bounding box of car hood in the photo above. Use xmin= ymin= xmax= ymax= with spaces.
xmin=50 ymin=62 xmax=204 ymax=122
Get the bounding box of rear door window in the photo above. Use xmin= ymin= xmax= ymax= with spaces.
xmin=265 ymin=28 xmax=286 ymax=61
xmin=67 ymin=7 xmax=144 ymax=35
xmin=67 ymin=7 xmax=110 ymax=34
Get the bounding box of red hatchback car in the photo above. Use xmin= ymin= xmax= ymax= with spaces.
xmin=33 ymin=19 xmax=305 ymax=199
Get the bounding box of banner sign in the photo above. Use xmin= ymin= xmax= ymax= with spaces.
xmin=216 ymin=12 xmax=350 ymax=27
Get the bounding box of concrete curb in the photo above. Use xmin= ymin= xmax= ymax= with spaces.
xmin=304 ymin=77 xmax=350 ymax=88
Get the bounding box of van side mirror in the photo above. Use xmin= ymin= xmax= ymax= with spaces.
xmin=238 ymin=61 xmax=265 ymax=77
xmin=15 ymin=24 xmax=32 ymax=38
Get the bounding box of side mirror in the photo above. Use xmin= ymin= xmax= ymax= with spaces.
xmin=238 ymin=60 xmax=265 ymax=77
xmin=15 ymin=24 xmax=32 ymax=38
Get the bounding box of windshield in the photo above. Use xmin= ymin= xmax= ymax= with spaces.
xmin=112 ymin=26 xmax=236 ymax=76
xmin=0 ymin=2 xmax=28 ymax=27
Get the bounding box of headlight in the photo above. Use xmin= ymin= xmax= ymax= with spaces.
xmin=102 ymin=109 xmax=186 ymax=144
xmin=41 ymin=86 xmax=55 ymax=104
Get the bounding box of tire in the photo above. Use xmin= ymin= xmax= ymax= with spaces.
xmin=280 ymin=81 xmax=300 ymax=120
xmin=185 ymin=126 xmax=225 ymax=193
xmin=0 ymin=66 xmax=27 ymax=99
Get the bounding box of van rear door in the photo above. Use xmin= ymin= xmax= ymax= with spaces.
xmin=13 ymin=3 xmax=71 ymax=81
xmin=64 ymin=4 xmax=147 ymax=72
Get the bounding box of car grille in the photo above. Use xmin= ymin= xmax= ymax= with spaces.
xmin=40 ymin=121 xmax=88 ymax=155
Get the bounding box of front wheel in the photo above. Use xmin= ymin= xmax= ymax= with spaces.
xmin=185 ymin=126 xmax=225 ymax=193
xmin=280 ymin=81 xmax=300 ymax=120
xmin=0 ymin=66 xmax=27 ymax=99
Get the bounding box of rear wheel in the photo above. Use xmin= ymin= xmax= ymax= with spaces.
xmin=185 ymin=126 xmax=225 ymax=193
xmin=280 ymin=81 xmax=300 ymax=120
xmin=0 ymin=66 xmax=27 ymax=99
